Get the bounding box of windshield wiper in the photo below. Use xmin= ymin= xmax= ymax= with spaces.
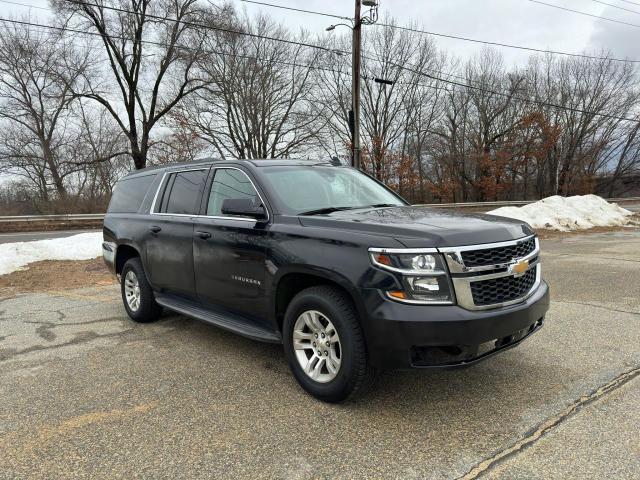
xmin=300 ymin=204 xmax=400 ymax=216
xmin=299 ymin=206 xmax=360 ymax=216
xmin=367 ymin=203 xmax=399 ymax=208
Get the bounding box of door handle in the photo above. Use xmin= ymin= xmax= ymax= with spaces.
xmin=195 ymin=231 xmax=212 ymax=240
xmin=149 ymin=226 xmax=162 ymax=234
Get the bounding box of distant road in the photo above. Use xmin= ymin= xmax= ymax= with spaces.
xmin=0 ymin=229 xmax=100 ymax=245
xmin=623 ymin=201 xmax=640 ymax=212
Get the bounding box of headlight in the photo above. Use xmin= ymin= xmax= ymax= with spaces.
xmin=369 ymin=249 xmax=455 ymax=304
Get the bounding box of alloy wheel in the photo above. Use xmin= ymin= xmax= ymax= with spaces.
xmin=124 ymin=270 xmax=141 ymax=312
xmin=292 ymin=310 xmax=342 ymax=383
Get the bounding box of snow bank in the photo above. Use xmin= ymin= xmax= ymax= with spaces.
xmin=488 ymin=195 xmax=634 ymax=231
xmin=0 ymin=232 xmax=103 ymax=275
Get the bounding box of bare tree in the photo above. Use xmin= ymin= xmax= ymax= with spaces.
xmin=52 ymin=0 xmax=227 ymax=169
xmin=175 ymin=12 xmax=325 ymax=159
xmin=0 ymin=20 xmax=91 ymax=200
xmin=526 ymin=54 xmax=639 ymax=196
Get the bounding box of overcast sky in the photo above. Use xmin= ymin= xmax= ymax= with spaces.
xmin=2 ymin=0 xmax=639 ymax=67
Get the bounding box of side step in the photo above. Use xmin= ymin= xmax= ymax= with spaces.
xmin=155 ymin=294 xmax=282 ymax=344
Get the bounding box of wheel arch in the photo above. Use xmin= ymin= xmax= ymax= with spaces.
xmin=115 ymin=243 xmax=142 ymax=275
xmin=272 ymin=267 xmax=368 ymax=336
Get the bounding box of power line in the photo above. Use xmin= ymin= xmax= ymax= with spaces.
xmin=0 ymin=0 xmax=49 ymax=10
xmin=10 ymin=0 xmax=636 ymax=104
xmin=588 ymin=0 xmax=640 ymax=14
xmin=9 ymin=0 xmax=639 ymax=64
xmin=240 ymin=0 xmax=640 ymax=64
xmin=60 ymin=0 xmax=347 ymax=55
xmin=359 ymin=52 xmax=640 ymax=123
xmin=526 ymin=0 xmax=640 ymax=28
xmin=616 ymin=0 xmax=640 ymax=6
xmin=375 ymin=22 xmax=640 ymax=64
xmin=0 ymin=16 xmax=353 ymax=78
xmin=0 ymin=16 xmax=445 ymax=93
xmin=1 ymin=4 xmax=637 ymax=124
xmin=239 ymin=0 xmax=350 ymax=21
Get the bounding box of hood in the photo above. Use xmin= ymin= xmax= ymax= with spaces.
xmin=298 ymin=206 xmax=534 ymax=248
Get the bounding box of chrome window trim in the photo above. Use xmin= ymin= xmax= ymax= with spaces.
xmin=149 ymin=171 xmax=168 ymax=214
xmin=148 ymin=166 xmax=270 ymax=223
xmin=149 ymin=168 xmax=208 ymax=215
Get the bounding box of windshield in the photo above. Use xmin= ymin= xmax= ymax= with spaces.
xmin=260 ymin=166 xmax=406 ymax=215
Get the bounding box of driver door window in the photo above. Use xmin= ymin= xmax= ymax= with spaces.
xmin=207 ymin=168 xmax=259 ymax=217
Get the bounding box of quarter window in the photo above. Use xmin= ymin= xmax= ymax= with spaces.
xmin=207 ymin=169 xmax=259 ymax=216
xmin=108 ymin=174 xmax=157 ymax=214
xmin=160 ymin=170 xmax=207 ymax=215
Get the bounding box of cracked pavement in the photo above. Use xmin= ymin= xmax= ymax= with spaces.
xmin=0 ymin=230 xmax=639 ymax=479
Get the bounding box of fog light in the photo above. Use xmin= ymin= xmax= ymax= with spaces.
xmin=408 ymin=277 xmax=440 ymax=292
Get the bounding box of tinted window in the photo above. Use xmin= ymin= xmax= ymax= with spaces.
xmin=108 ymin=174 xmax=157 ymax=214
xmin=207 ymin=169 xmax=259 ymax=216
xmin=162 ymin=170 xmax=207 ymax=215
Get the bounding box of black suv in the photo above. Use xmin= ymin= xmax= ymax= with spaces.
xmin=103 ymin=159 xmax=549 ymax=402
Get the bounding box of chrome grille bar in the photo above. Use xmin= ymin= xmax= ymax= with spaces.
xmin=438 ymin=236 xmax=541 ymax=310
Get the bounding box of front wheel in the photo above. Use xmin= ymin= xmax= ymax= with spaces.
xmin=283 ymin=285 xmax=376 ymax=403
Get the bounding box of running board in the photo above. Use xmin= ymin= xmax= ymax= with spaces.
xmin=155 ymin=294 xmax=282 ymax=344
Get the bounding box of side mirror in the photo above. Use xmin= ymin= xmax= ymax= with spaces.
xmin=221 ymin=198 xmax=267 ymax=220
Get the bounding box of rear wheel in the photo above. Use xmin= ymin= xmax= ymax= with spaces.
xmin=283 ymin=285 xmax=376 ymax=403
xmin=121 ymin=258 xmax=162 ymax=323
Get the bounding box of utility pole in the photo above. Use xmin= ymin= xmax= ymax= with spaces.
xmin=351 ymin=0 xmax=362 ymax=170
xmin=327 ymin=1 xmax=378 ymax=170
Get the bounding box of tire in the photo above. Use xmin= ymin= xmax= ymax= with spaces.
xmin=283 ymin=285 xmax=376 ymax=403
xmin=120 ymin=257 xmax=162 ymax=323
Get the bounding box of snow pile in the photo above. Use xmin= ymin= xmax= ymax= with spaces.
xmin=488 ymin=195 xmax=634 ymax=231
xmin=0 ymin=232 xmax=103 ymax=275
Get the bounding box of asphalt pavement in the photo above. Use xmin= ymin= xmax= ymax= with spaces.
xmin=0 ymin=231 xmax=639 ymax=479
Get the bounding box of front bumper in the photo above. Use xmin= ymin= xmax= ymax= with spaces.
xmin=362 ymin=280 xmax=550 ymax=369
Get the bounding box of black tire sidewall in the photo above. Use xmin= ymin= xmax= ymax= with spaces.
xmin=283 ymin=287 xmax=366 ymax=402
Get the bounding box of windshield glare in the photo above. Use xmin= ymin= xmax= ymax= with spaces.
xmin=261 ymin=166 xmax=406 ymax=214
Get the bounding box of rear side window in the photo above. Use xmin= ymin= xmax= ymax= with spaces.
xmin=108 ymin=174 xmax=157 ymax=214
xmin=159 ymin=170 xmax=208 ymax=215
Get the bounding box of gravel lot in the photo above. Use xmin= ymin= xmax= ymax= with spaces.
xmin=0 ymin=230 xmax=639 ymax=479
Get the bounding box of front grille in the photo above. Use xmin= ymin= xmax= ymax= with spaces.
xmin=470 ymin=266 xmax=537 ymax=306
xmin=461 ymin=237 xmax=536 ymax=267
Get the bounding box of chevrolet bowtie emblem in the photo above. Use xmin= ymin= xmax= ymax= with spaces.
xmin=509 ymin=259 xmax=529 ymax=277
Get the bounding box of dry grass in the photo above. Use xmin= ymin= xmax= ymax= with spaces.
xmin=0 ymin=257 xmax=116 ymax=297
xmin=0 ymin=221 xmax=102 ymax=234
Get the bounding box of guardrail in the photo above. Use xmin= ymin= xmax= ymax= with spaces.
xmin=0 ymin=197 xmax=638 ymax=223
xmin=417 ymin=197 xmax=640 ymax=209
xmin=0 ymin=213 xmax=105 ymax=223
